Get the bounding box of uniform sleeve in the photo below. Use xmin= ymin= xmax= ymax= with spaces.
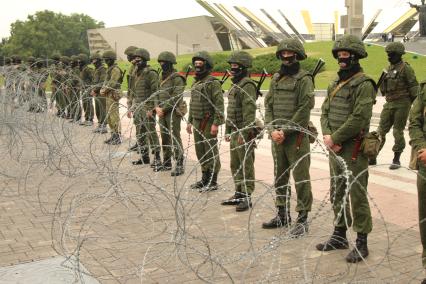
xmin=104 ymin=67 xmax=121 ymax=91
xmin=409 ymin=87 xmax=426 ymax=150
xmin=320 ymin=86 xmax=332 ymax=136
xmin=285 ymin=76 xmax=315 ymax=135
xmin=404 ymin=65 xmax=419 ymax=102
xmin=146 ymin=71 xmax=159 ymax=110
xmin=210 ymin=80 xmax=225 ymax=125
xmin=264 ymin=81 xmax=274 ymax=132
xmin=163 ymin=76 xmax=186 ymax=113
xmin=241 ymin=82 xmax=257 ymax=139
xmin=331 ymin=81 xmax=375 ymax=144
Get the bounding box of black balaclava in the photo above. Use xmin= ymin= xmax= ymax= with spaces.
xmin=160 ymin=61 xmax=174 ymax=77
xmin=230 ymin=64 xmax=248 ymax=83
xmin=337 ymin=53 xmax=361 ymax=81
xmin=136 ymin=60 xmax=147 ymax=70
xmin=387 ymin=52 xmax=402 ymax=65
xmin=194 ymin=60 xmax=210 ymax=80
xmin=105 ymin=58 xmax=115 ymax=67
xmin=278 ymin=53 xmax=300 ymax=76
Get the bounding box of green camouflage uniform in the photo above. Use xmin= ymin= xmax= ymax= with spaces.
xmin=226 ymin=76 xmax=257 ymax=196
xmin=408 ymin=80 xmax=426 ymax=269
xmin=102 ymin=63 xmax=122 ymax=134
xmin=92 ymin=63 xmax=107 ymax=125
xmin=378 ymin=61 xmax=418 ymax=153
xmin=265 ymin=69 xmax=314 ymax=211
xmin=156 ymin=71 xmax=186 ymax=163
xmin=129 ymin=65 xmax=160 ymax=155
xmin=321 ymin=71 xmax=375 ymax=234
xmin=80 ymin=64 xmax=94 ymax=122
xmin=188 ymin=74 xmax=224 ymax=174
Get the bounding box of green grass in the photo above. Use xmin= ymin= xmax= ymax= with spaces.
xmin=2 ymin=42 xmax=425 ymax=91
xmin=118 ymin=41 xmax=425 ymax=90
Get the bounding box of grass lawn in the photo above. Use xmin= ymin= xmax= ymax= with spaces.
xmin=117 ymin=41 xmax=425 ymax=90
xmin=2 ymin=41 xmax=425 ymax=91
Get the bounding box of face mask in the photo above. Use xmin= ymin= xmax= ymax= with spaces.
xmin=387 ymin=52 xmax=402 ymax=65
xmin=137 ymin=60 xmax=146 ymax=68
xmin=279 ymin=62 xmax=300 ymax=76
xmin=161 ymin=62 xmax=173 ymax=73
xmin=127 ymin=55 xmax=133 ymax=62
xmin=337 ymin=56 xmax=353 ymax=70
xmin=105 ymin=59 xmax=114 ymax=67
xmin=230 ymin=66 xmax=243 ymax=76
xmin=280 ymin=54 xmax=297 ymax=65
xmin=194 ymin=64 xmax=206 ymax=74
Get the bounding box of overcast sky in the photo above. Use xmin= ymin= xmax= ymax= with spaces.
xmin=0 ymin=0 xmax=413 ymax=38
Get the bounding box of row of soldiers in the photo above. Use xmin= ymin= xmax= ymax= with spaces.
xmin=2 ymin=35 xmax=426 ymax=272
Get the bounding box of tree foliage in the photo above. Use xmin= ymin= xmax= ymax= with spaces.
xmin=1 ymin=10 xmax=104 ymax=58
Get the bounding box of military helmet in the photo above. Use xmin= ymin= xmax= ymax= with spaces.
xmin=90 ymin=52 xmax=102 ymax=61
xmin=276 ymin=38 xmax=307 ymax=60
xmin=157 ymin=51 xmax=177 ymax=64
xmin=133 ymin=48 xmax=150 ymax=61
xmin=78 ymin=53 xmax=89 ymax=63
xmin=124 ymin=46 xmax=138 ymax=56
xmin=192 ymin=51 xmax=214 ymax=68
xmin=4 ymin=57 xmax=12 ymax=64
xmin=385 ymin=42 xmax=405 ymax=55
xmin=60 ymin=56 xmax=70 ymax=64
xmin=102 ymin=50 xmax=117 ymax=60
xmin=27 ymin=56 xmax=36 ymax=63
xmin=227 ymin=51 xmax=253 ymax=68
xmin=332 ymin=35 xmax=368 ymax=59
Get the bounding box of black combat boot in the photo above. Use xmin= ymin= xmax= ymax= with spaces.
xmin=289 ymin=211 xmax=309 ymax=237
xmin=262 ymin=206 xmax=291 ymax=229
xmin=316 ymin=227 xmax=349 ymax=251
xmin=389 ymin=152 xmax=401 ymax=170
xmin=151 ymin=152 xmax=162 ymax=171
xmin=236 ymin=194 xmax=252 ymax=212
xmin=171 ymin=158 xmax=185 ymax=176
xmin=132 ymin=150 xmax=150 ymax=165
xmin=190 ymin=171 xmax=207 ymax=189
xmin=345 ymin=233 xmax=369 ymax=263
xmin=200 ymin=171 xmax=218 ymax=192
xmin=104 ymin=135 xmax=113 ymax=144
xmin=368 ymin=157 xmax=377 ymax=166
xmin=221 ymin=191 xmax=244 ymax=206
xmin=154 ymin=159 xmax=172 ymax=172
xmin=108 ymin=133 xmax=122 ymax=145
xmin=128 ymin=143 xmax=139 ymax=152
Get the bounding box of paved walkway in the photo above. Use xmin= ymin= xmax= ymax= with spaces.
xmin=0 ymin=96 xmax=424 ymax=283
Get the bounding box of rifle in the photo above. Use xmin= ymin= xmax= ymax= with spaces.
xmin=220 ymin=69 xmax=230 ymax=85
xmin=377 ymin=69 xmax=388 ymax=95
xmin=253 ymin=68 xmax=268 ymax=99
xmin=311 ymin=58 xmax=325 ymax=78
xmin=185 ymin=65 xmax=192 ymax=80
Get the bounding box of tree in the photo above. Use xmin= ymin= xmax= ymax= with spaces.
xmin=1 ymin=10 xmax=104 ymax=58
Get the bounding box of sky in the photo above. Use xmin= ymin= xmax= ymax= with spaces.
xmin=0 ymin=0 xmax=414 ymax=38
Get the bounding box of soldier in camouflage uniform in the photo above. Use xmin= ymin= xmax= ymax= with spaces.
xmin=317 ymin=35 xmax=376 ymax=263
xmin=77 ymin=54 xmax=94 ymax=126
xmin=220 ymin=51 xmax=257 ymax=211
xmin=261 ymin=39 xmax=314 ymax=237
xmin=90 ymin=53 xmax=108 ymax=133
xmin=371 ymin=42 xmax=419 ymax=169
xmin=408 ymin=79 xmax=426 ymax=283
xmin=187 ymin=51 xmax=224 ymax=192
xmin=68 ymin=55 xmax=82 ymax=122
xmin=28 ymin=58 xmax=48 ymax=112
xmin=56 ymin=56 xmax=71 ymax=119
xmin=123 ymin=46 xmax=141 ymax=151
xmin=101 ymin=50 xmax=123 ymax=145
xmin=155 ymin=51 xmax=186 ymax=175
xmin=127 ymin=48 xmax=161 ymax=165
xmin=49 ymin=53 xmax=63 ymax=117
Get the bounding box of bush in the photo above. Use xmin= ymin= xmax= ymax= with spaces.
xmin=180 ymin=52 xmax=325 ymax=75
